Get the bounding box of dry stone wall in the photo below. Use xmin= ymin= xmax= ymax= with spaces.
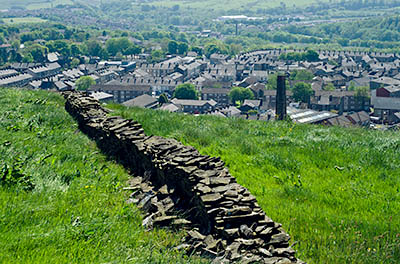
xmin=63 ymin=91 xmax=304 ymax=264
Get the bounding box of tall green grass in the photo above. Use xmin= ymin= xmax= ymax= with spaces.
xmin=0 ymin=89 xmax=205 ymax=263
xmin=110 ymin=104 xmax=400 ymax=264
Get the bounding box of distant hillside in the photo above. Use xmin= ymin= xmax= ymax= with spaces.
xmin=0 ymin=89 xmax=204 ymax=263
xmin=0 ymin=0 xmax=72 ymax=10
xmin=146 ymin=0 xmax=325 ymax=11
xmin=109 ymin=103 xmax=400 ymax=263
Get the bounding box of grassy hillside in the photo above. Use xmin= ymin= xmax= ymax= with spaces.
xmin=0 ymin=89 xmax=204 ymax=263
xmin=109 ymin=104 xmax=400 ymax=264
xmin=1 ymin=88 xmax=399 ymax=263
xmin=0 ymin=0 xmax=72 ymax=10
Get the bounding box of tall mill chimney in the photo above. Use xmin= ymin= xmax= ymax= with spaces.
xmin=276 ymin=74 xmax=287 ymax=120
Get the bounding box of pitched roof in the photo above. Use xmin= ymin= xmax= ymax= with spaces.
xmin=0 ymin=69 xmax=18 ymax=78
xmin=29 ymin=62 xmax=61 ymax=74
xmin=47 ymin=52 xmax=59 ymax=63
xmin=201 ymin=88 xmax=230 ymax=94
xmin=371 ymin=77 xmax=400 ymax=86
xmin=90 ymin=84 xmax=151 ymax=92
xmin=287 ymin=107 xmax=338 ymax=124
xmin=372 ymin=93 xmax=400 ymax=110
xmin=382 ymin=86 xmax=400 ymax=94
xmin=171 ymin=98 xmax=217 ymax=107
xmin=0 ymin=73 xmax=33 ymax=86
xmin=159 ymin=103 xmax=180 ymax=112
xmin=243 ymin=99 xmax=261 ymax=107
xmin=89 ymin=92 xmax=113 ymax=101
xmin=122 ymin=94 xmax=158 ymax=108
xmin=346 ymin=111 xmax=369 ymax=124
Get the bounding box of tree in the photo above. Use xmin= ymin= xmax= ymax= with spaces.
xmin=106 ymin=37 xmax=131 ymax=56
xmin=323 ymin=83 xmax=335 ymax=91
xmin=177 ymin=42 xmax=188 ymax=55
xmin=76 ymin=76 xmax=95 ymax=92
xmin=266 ymin=74 xmax=289 ymax=90
xmin=158 ymin=93 xmax=168 ymax=105
xmin=204 ymin=41 xmax=229 ymax=58
xmin=229 ymin=87 xmax=254 ymax=104
xmin=266 ymin=74 xmax=278 ymax=90
xmin=173 ymin=83 xmax=198 ymax=100
xmin=355 ymin=86 xmax=369 ymax=98
xmin=292 ymin=82 xmax=313 ymax=103
xmin=46 ymin=40 xmax=71 ymax=57
xmin=305 ymin=49 xmax=319 ymax=62
xmin=149 ymin=49 xmax=165 ymax=63
xmin=190 ymin=46 xmax=203 ymax=56
xmin=355 ymin=86 xmax=370 ymax=110
xmin=290 ymin=70 xmax=314 ymax=81
xmin=26 ymin=44 xmax=48 ymax=62
xmin=348 ymin=81 xmax=356 ymax=91
xmin=70 ymin=43 xmax=81 ymax=57
xmin=70 ymin=58 xmax=80 ymax=68
xmin=85 ymin=40 xmax=108 ymax=59
xmin=123 ymin=45 xmax=141 ymax=56
xmin=11 ymin=40 xmax=20 ymax=51
xmin=168 ymin=40 xmax=178 ymax=54
xmin=172 ymin=4 xmax=180 ymax=11
xmin=22 ymin=53 xmax=33 ymax=63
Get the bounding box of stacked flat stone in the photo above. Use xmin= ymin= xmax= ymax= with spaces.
xmin=63 ymin=91 xmax=304 ymax=264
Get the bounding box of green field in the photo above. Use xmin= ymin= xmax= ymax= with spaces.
xmin=0 ymin=0 xmax=72 ymax=10
xmin=109 ymin=104 xmax=400 ymax=263
xmin=0 ymin=89 xmax=205 ymax=263
xmin=1 ymin=89 xmax=399 ymax=263
xmin=2 ymin=17 xmax=47 ymax=24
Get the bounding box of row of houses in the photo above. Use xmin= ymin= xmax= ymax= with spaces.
xmin=3 ymin=47 xmax=400 ymax=126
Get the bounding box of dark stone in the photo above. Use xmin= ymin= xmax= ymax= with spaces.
xmin=258 ymin=247 xmax=273 ymax=257
xmin=204 ymin=235 xmax=221 ymax=251
xmin=153 ymin=215 xmax=177 ymax=226
xmin=241 ymin=255 xmax=263 ymax=264
xmin=226 ymin=206 xmax=252 ymax=216
xmin=137 ymin=193 xmax=154 ymax=211
xmin=172 ymin=218 xmax=192 ymax=226
xmin=188 ymin=230 xmax=206 ymax=241
xmin=142 ymin=213 xmax=154 ymax=229
xmin=260 ymin=227 xmax=274 ymax=237
xmin=223 ymin=212 xmax=263 ymax=223
xmin=201 ymin=193 xmax=222 ymax=203
xmin=236 ymin=238 xmax=256 ymax=247
xmin=241 ymin=194 xmax=257 ymax=203
xmin=196 ymin=184 xmax=212 ymax=194
xmin=239 ymin=224 xmax=254 ymax=238
xmin=201 ymin=248 xmax=218 ymax=258
xmin=213 ymin=185 xmax=230 ymax=193
xmin=272 ymin=247 xmax=296 ymax=257
xmin=210 ymin=177 xmax=231 ymax=185
xmin=269 ymin=233 xmax=291 ymax=246
xmin=226 ymin=242 xmax=241 ymax=260
xmin=224 ymin=228 xmax=239 ymax=238
xmin=158 ymin=185 xmax=168 ymax=195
